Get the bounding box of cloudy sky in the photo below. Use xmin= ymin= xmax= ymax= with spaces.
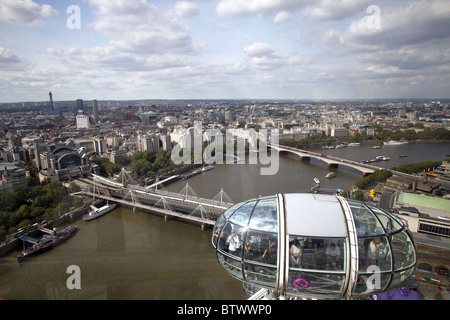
xmin=1 ymin=0 xmax=449 ymax=102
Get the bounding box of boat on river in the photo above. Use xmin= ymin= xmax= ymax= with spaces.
xmin=17 ymin=225 xmax=78 ymax=262
xmin=360 ymin=156 xmax=390 ymax=163
xmin=182 ymin=165 xmax=214 ymax=179
xmin=384 ymin=140 xmax=408 ymax=145
xmin=83 ymin=203 xmax=117 ymax=221
xmin=202 ymin=165 xmax=214 ymax=172
xmin=326 ymin=172 xmax=336 ymax=179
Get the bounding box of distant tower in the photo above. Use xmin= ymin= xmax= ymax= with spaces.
xmin=93 ymin=99 xmax=99 ymax=122
xmin=49 ymin=92 xmax=54 ymax=111
xmin=76 ymin=99 xmax=83 ymax=114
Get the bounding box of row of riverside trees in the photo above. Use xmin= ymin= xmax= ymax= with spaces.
xmin=391 ymin=160 xmax=444 ymax=174
xmin=91 ymin=149 xmax=178 ymax=179
xmin=0 ymin=177 xmax=82 ymax=242
xmin=339 ymin=169 xmax=393 ymax=201
xmin=341 ymin=159 xmax=446 ymax=201
xmin=280 ymin=126 xmax=450 ymax=148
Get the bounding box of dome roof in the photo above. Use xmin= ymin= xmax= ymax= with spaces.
xmin=212 ymin=193 xmax=417 ymax=299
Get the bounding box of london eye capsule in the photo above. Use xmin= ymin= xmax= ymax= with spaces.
xmin=211 ymin=193 xmax=417 ymax=299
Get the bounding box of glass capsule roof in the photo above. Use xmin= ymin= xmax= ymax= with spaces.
xmin=212 ymin=193 xmax=416 ymax=299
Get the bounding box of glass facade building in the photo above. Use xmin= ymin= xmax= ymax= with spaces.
xmin=211 ymin=193 xmax=417 ymax=299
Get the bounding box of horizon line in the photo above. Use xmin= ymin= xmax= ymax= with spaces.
xmin=1 ymin=97 xmax=450 ymax=105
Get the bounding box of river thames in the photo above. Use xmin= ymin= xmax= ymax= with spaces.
xmin=0 ymin=143 xmax=448 ymax=300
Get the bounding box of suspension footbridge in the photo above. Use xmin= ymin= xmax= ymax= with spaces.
xmin=77 ymin=170 xmax=234 ymax=229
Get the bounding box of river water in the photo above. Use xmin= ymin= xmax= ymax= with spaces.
xmin=0 ymin=143 xmax=448 ymax=300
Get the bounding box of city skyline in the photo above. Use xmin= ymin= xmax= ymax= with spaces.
xmin=1 ymin=0 xmax=450 ymax=103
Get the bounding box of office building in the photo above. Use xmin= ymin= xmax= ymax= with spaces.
xmin=0 ymin=165 xmax=28 ymax=193
xmin=76 ymin=113 xmax=90 ymax=129
xmin=138 ymin=134 xmax=161 ymax=153
xmin=93 ymin=138 xmax=107 ymax=154
xmin=93 ymin=99 xmax=99 ymax=122
xmin=76 ymin=99 xmax=83 ymax=114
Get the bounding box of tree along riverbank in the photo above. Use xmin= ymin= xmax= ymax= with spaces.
xmin=0 ymin=178 xmax=86 ymax=243
xmin=280 ymin=126 xmax=450 ymax=149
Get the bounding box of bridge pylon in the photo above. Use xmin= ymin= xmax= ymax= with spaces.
xmin=180 ymin=183 xmax=200 ymax=200
xmin=92 ymin=175 xmax=100 ymax=201
xmin=213 ymin=188 xmax=234 ymax=205
xmin=155 ymin=195 xmax=174 ymax=212
xmin=123 ymin=188 xmax=141 ymax=213
xmin=191 ymin=204 xmax=211 ymax=230
xmin=120 ymin=167 xmax=137 ymax=187
xmin=191 ymin=204 xmax=208 ymax=220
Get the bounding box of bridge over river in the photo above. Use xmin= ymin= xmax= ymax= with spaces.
xmin=268 ymin=144 xmax=418 ymax=179
xmin=270 ymin=144 xmax=382 ymax=175
xmin=77 ymin=173 xmax=234 ymax=229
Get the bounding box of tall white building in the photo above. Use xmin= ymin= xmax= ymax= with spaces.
xmin=160 ymin=134 xmax=172 ymax=151
xmin=137 ymin=134 xmax=160 ymax=153
xmin=330 ymin=127 xmax=349 ymax=138
xmin=93 ymin=138 xmax=107 ymax=154
xmin=76 ymin=114 xmax=90 ymax=129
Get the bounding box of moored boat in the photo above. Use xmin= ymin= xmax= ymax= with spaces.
xmin=83 ymin=203 xmax=117 ymax=221
xmin=384 ymin=140 xmax=408 ymax=145
xmin=182 ymin=167 xmax=203 ymax=179
xmin=17 ymin=225 xmax=78 ymax=262
xmin=202 ymin=165 xmax=214 ymax=172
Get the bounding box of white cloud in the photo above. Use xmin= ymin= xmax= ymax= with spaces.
xmin=33 ymin=1 xmax=206 ymax=100
xmin=46 ymin=46 xmax=188 ymax=73
xmin=243 ymin=42 xmax=276 ymax=58
xmin=0 ymin=47 xmax=27 ymax=70
xmin=324 ymin=0 xmax=450 ymax=53
xmin=214 ymin=0 xmax=372 ymax=22
xmin=273 ymin=11 xmax=291 ymax=25
xmin=215 ymin=0 xmax=311 ymax=18
xmin=359 ymin=47 xmax=450 ymax=71
xmin=0 ymin=0 xmax=58 ymax=27
xmin=243 ymin=42 xmax=315 ymax=70
xmin=88 ymin=0 xmax=199 ymax=55
xmin=313 ymin=1 xmax=450 ymax=99
xmin=315 ymin=0 xmax=450 ymax=99
xmin=366 ymin=65 xmax=401 ymax=75
xmin=303 ymin=0 xmax=371 ymax=21
xmin=175 ymin=1 xmax=200 ymax=17
xmin=243 ymin=42 xmax=286 ymax=70
xmin=1 ymin=0 xmax=449 ymax=101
